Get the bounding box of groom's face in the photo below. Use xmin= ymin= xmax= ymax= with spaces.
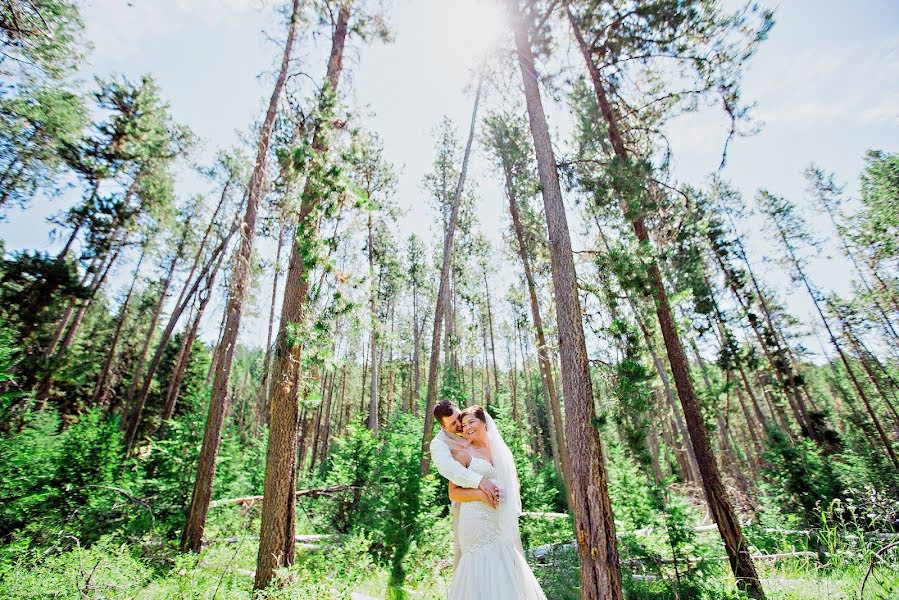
xmin=440 ymin=407 xmax=464 ymax=435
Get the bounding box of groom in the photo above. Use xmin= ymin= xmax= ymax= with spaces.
xmin=430 ymin=399 xmax=500 ymax=568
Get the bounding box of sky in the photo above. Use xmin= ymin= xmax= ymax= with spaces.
xmin=2 ymin=0 xmax=897 ymax=360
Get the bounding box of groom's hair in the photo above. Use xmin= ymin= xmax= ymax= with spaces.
xmin=433 ymin=399 xmax=456 ymax=423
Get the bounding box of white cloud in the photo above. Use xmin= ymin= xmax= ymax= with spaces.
xmin=83 ymin=0 xmax=269 ymax=64
xmin=751 ymin=32 xmax=899 ymax=128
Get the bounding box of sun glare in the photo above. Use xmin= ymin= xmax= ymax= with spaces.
xmin=438 ymin=0 xmax=509 ymax=63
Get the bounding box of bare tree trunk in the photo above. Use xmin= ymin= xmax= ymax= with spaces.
xmin=512 ymin=6 xmax=623 ymax=597
xmin=367 ymin=213 xmax=380 ymax=432
xmin=418 ymin=73 xmax=483 ymax=475
xmin=772 ymin=217 xmax=899 ymax=467
xmin=42 ymin=256 xmax=98 ymax=362
xmin=180 ymin=0 xmax=303 ymax=555
xmin=93 ymin=244 xmax=149 ymax=406
xmin=158 ymin=242 xmax=228 ymax=432
xmin=411 ymin=290 xmax=421 ymax=414
xmin=508 ymin=325 xmax=519 ymax=422
xmin=34 ymin=245 xmax=122 ymax=409
xmin=594 ymin=222 xmax=701 ymax=484
xmin=321 ymin=363 xmax=345 ymax=468
xmin=124 ymin=218 xmax=235 ymax=453
xmin=483 ymin=272 xmax=501 ymax=400
xmin=566 ymin=8 xmax=763 ymax=597
xmin=500 ymin=157 xmax=573 ymax=506
xmin=838 ymin=315 xmax=899 ymax=434
xmin=255 ymin=6 xmax=350 ymax=588
xmin=256 ymin=223 xmax=287 ymax=435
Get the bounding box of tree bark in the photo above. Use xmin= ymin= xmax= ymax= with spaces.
xmin=500 ymin=156 xmax=574 ymax=506
xmin=418 ymin=73 xmax=484 ymax=476
xmin=511 ymin=4 xmax=623 ymax=597
xmin=180 ymin=0 xmax=303 ymax=555
xmin=255 ymin=5 xmax=350 ymax=588
xmin=565 ymin=7 xmax=763 ymax=597
xmin=92 ymin=243 xmax=148 ymax=406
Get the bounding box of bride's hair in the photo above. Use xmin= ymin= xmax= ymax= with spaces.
xmin=461 ymin=405 xmax=487 ymax=428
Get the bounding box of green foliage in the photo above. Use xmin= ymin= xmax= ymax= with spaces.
xmin=762 ymin=427 xmax=844 ymax=524
xmin=0 ymin=408 xmax=129 ymax=544
xmin=326 ymin=415 xmax=439 ymax=561
xmin=0 ymin=0 xmax=85 ymax=79
xmin=491 ymin=403 xmax=561 ymax=512
xmin=855 ymin=150 xmax=899 ymax=270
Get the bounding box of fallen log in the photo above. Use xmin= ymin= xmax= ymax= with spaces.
xmin=205 ymin=533 xmax=341 ymax=546
xmin=209 ymin=485 xmax=357 ymax=508
xmin=521 ymin=511 xmax=569 ymax=520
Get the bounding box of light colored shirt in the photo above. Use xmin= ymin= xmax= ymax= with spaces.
xmin=430 ymin=429 xmax=484 ymax=568
xmin=430 ymin=431 xmax=483 ymax=489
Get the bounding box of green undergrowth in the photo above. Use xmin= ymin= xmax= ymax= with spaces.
xmin=1 ymin=502 xmax=895 ymax=599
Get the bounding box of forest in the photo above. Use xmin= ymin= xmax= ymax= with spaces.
xmin=0 ymin=0 xmax=897 ymax=598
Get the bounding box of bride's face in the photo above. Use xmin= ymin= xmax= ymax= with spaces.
xmin=460 ymin=413 xmax=486 ymax=442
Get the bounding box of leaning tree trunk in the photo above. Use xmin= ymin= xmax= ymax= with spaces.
xmin=92 ymin=243 xmax=149 ymax=406
xmin=255 ymin=5 xmax=350 ymax=589
xmin=565 ymin=7 xmax=764 ymax=598
xmin=779 ymin=243 xmax=899 ymax=468
xmin=124 ymin=218 xmax=235 ymax=454
xmin=418 ymin=73 xmax=483 ymax=476
xmin=180 ymin=0 xmax=303 ymax=555
xmin=255 ymin=222 xmax=287 ymax=435
xmin=157 ymin=242 xmax=228 ymax=433
xmin=34 ymin=245 xmax=122 ymax=410
xmin=511 ymin=4 xmax=623 ymax=598
xmin=367 ymin=213 xmax=380 ymax=432
xmin=501 ymin=157 xmax=574 ymax=507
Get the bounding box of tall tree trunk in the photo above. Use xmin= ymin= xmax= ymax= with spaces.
xmin=158 ymin=242 xmax=228 ymax=431
xmin=508 ymin=325 xmax=519 ymax=422
xmin=500 ymin=156 xmax=574 ymax=506
xmin=511 ymin=5 xmax=623 ymax=597
xmin=815 ymin=188 xmax=899 ymax=347
xmin=124 ymin=219 xmax=234 ymax=453
xmin=418 ymin=72 xmax=483 ymax=476
xmin=565 ymin=8 xmax=763 ymax=597
xmin=256 ymin=222 xmax=287 ymax=435
xmin=771 ymin=215 xmax=899 ymax=468
xmin=411 ymin=288 xmax=421 ymax=414
xmin=179 ymin=0 xmax=303 ymax=555
xmin=594 ymin=222 xmax=701 ymax=483
xmin=483 ymin=272 xmax=501 ymax=400
xmin=92 ymin=243 xmax=149 ymax=406
xmin=34 ymin=245 xmax=122 ymax=410
xmin=255 ymin=5 xmax=350 ymax=588
xmin=321 ymin=363 xmax=345 ymax=470
xmin=367 ymin=213 xmax=380 ymax=432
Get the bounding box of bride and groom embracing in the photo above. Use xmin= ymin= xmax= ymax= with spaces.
xmin=429 ymin=400 xmax=547 ymax=600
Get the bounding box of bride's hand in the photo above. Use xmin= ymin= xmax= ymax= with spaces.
xmin=479 ymin=489 xmax=499 ymax=509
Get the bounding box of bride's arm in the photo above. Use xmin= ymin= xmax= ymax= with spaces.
xmin=449 ymin=481 xmax=496 ymax=507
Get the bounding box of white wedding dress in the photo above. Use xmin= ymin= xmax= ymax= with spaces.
xmin=449 ymin=456 xmax=547 ymax=600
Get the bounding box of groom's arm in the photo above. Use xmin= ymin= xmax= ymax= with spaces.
xmin=429 ymin=436 xmax=483 ymax=489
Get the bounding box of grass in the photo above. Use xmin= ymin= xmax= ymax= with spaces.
xmin=1 ymin=506 xmax=897 ymax=599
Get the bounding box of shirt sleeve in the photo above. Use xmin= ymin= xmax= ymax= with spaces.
xmin=429 ymin=435 xmax=483 ymax=489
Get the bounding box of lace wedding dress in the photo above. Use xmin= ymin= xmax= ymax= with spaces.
xmin=449 ymin=456 xmax=547 ymax=600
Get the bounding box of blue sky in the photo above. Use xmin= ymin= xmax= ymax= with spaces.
xmin=3 ymin=0 xmax=897 ymax=358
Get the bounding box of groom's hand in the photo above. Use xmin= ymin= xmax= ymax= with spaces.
xmin=478 ymin=478 xmax=500 ymax=505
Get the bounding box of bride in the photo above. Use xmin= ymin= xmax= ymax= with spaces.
xmin=447 ymin=405 xmax=547 ymax=600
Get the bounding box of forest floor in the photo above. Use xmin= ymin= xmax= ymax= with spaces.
xmin=1 ymin=503 xmax=896 ymax=599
